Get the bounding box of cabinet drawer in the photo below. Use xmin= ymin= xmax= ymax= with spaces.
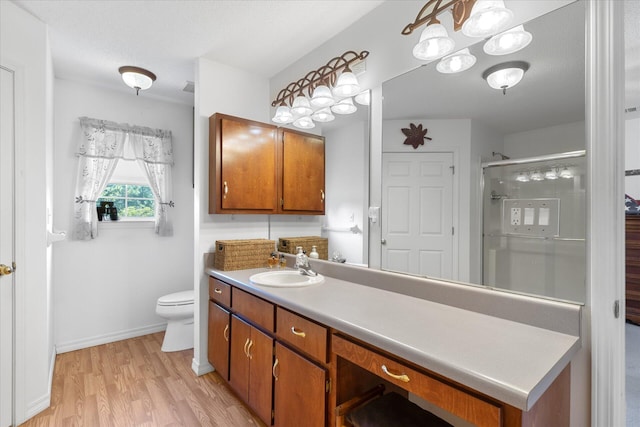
xmin=232 ymin=288 xmax=275 ymax=333
xmin=332 ymin=334 xmax=502 ymax=427
xmin=209 ymin=277 xmax=231 ymax=307
xmin=276 ymin=307 xmax=328 ymax=363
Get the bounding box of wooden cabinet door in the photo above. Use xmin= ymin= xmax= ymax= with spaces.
xmin=209 ymin=114 xmax=278 ymax=213
xmin=280 ymin=129 xmax=325 ymax=214
xmin=273 ymin=342 xmax=326 ymax=427
xmin=248 ymin=327 xmax=274 ymax=425
xmin=207 ymin=302 xmax=230 ymax=381
xmin=229 ymin=315 xmax=251 ymax=400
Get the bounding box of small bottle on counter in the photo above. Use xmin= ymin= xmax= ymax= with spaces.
xmin=267 ymin=252 xmax=279 ymax=269
xmin=279 ymin=254 xmax=287 ymax=268
xmin=309 ymin=245 xmax=319 ymax=259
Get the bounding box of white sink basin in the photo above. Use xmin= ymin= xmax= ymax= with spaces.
xmin=249 ymin=270 xmax=324 ymax=288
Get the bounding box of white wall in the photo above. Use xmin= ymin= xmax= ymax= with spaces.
xmin=52 ymin=79 xmax=194 ymax=352
xmin=0 ymin=1 xmax=54 ymax=423
xmin=503 ymin=121 xmax=586 ymax=158
xmin=324 ymin=120 xmax=368 ymax=265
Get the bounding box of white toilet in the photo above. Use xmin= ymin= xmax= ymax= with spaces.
xmin=155 ymin=290 xmax=194 ymax=352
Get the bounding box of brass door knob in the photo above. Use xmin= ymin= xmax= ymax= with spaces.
xmin=0 ymin=264 xmax=14 ymax=276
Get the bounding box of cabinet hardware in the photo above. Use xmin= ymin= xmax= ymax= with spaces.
xmin=320 ymin=189 xmax=325 ymax=202
xmin=325 ymin=379 xmax=331 ymax=393
xmin=223 ymin=324 xmax=229 ymax=342
xmin=272 ymin=358 xmax=279 ymax=380
xmin=290 ymin=326 xmax=306 ymax=338
xmin=247 ymin=340 xmax=254 ymax=359
xmin=223 ymin=181 xmax=228 ymax=198
xmin=214 ymin=288 xmax=223 ymax=294
xmin=381 ymin=364 xmax=410 ymax=383
xmin=243 ymin=337 xmax=250 ymax=358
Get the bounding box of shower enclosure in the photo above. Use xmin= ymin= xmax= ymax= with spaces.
xmin=482 ymin=151 xmax=586 ymax=303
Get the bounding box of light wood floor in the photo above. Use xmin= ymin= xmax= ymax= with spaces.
xmin=19 ymin=332 xmax=265 ymax=427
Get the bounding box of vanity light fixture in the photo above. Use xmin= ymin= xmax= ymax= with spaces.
xmin=436 ymin=48 xmax=477 ymax=74
xmin=118 ymin=66 xmax=156 ymax=95
xmin=461 ymin=0 xmax=513 ymax=38
xmin=412 ymin=20 xmax=455 ymax=61
xmin=515 ymin=172 xmax=530 ymax=182
xmin=483 ymin=25 xmax=533 ymax=56
xmin=271 ymin=50 xmax=369 ymax=126
xmin=545 ymin=169 xmax=558 ymax=180
xmin=331 ymin=97 xmax=357 ymax=115
xmin=482 ymin=61 xmax=529 ymax=95
xmin=354 ymin=90 xmax=371 ymax=106
xmin=530 ymin=170 xmax=544 ymax=181
xmin=559 ymin=167 xmax=573 ymax=179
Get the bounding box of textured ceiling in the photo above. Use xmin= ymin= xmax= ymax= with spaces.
xmin=12 ymin=0 xmax=384 ymax=105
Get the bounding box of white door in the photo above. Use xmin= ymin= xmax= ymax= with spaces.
xmin=0 ymin=65 xmax=16 ymax=427
xmin=381 ymin=152 xmax=454 ymax=279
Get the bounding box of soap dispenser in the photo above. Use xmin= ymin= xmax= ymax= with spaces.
xmin=309 ymin=245 xmax=319 ymax=259
xmin=295 ymin=246 xmax=307 ymax=268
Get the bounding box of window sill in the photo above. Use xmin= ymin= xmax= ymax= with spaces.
xmin=98 ymin=220 xmax=155 ymax=229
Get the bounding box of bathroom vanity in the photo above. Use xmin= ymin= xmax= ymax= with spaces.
xmin=206 ymin=263 xmax=581 ymax=427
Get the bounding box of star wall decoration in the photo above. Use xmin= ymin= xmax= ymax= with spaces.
xmin=401 ymin=123 xmax=432 ymax=149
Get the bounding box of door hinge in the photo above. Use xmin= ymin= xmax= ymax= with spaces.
xmin=614 ymin=300 xmax=620 ymax=318
xmin=450 ymin=165 xmax=455 ymax=175
xmin=326 ymin=378 xmax=331 ymax=393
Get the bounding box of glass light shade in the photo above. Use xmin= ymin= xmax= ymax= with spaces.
xmin=515 ymin=172 xmax=529 ymax=182
xmin=291 ymin=95 xmax=313 ymax=116
xmin=310 ymin=85 xmax=335 ymax=107
xmin=530 ymin=171 xmax=544 ymax=181
xmin=436 ymin=48 xmax=477 ymax=74
xmin=485 ymin=66 xmax=525 ymax=91
xmin=333 ymin=71 xmax=361 ymax=97
xmin=272 ymin=105 xmax=293 ymax=124
xmin=354 ymin=90 xmax=370 ymax=106
xmin=311 ymin=108 xmax=335 ymax=123
xmin=412 ymin=23 xmax=455 ymax=61
xmin=462 ymin=0 xmax=514 ymax=38
xmin=559 ymin=167 xmax=573 ymax=179
xmin=545 ymin=169 xmax=558 ymax=180
xmin=483 ymin=25 xmax=533 ymax=56
xmin=119 ymin=66 xmax=156 ymax=93
xmin=331 ymin=97 xmax=357 ymax=115
xmin=293 ymin=116 xmax=315 ymax=129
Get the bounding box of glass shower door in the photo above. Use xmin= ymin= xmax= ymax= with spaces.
xmin=482 ymin=151 xmax=586 ymax=303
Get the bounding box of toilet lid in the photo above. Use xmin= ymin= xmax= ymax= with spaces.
xmin=157 ymin=290 xmax=194 ymax=306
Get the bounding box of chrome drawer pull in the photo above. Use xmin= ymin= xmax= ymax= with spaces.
xmin=291 ymin=326 xmax=306 ymax=338
xmin=214 ymin=288 xmax=223 ymax=294
xmin=223 ymin=324 xmax=229 ymax=342
xmin=272 ymin=358 xmax=279 ymax=380
xmin=381 ymin=364 xmax=410 ymax=383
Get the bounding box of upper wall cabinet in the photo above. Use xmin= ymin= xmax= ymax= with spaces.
xmin=209 ymin=113 xmax=325 ymax=215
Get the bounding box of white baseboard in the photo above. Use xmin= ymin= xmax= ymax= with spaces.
xmin=192 ymin=357 xmax=214 ymax=376
xmin=56 ymin=323 xmax=167 ymax=354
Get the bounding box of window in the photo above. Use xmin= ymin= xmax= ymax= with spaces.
xmin=97 ymin=159 xmax=154 ymax=221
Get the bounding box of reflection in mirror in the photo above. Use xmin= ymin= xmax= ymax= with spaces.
xmin=379 ymin=1 xmax=586 ymax=303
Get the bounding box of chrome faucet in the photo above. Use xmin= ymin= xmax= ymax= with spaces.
xmin=295 ymin=248 xmax=317 ymax=277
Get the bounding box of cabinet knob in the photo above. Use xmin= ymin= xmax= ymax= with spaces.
xmin=214 ymin=288 xmax=223 ymax=294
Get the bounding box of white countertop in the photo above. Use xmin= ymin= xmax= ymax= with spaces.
xmin=206 ymin=266 xmax=581 ymax=411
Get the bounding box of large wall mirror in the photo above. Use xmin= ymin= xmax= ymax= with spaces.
xmin=374 ymin=0 xmax=586 ymax=303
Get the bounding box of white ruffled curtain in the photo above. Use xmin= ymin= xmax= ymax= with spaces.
xmin=72 ymin=117 xmax=174 ymax=240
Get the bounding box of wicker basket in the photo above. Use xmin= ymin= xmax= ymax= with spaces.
xmin=214 ymin=239 xmax=276 ymax=271
xmin=278 ymin=236 xmax=328 ymax=260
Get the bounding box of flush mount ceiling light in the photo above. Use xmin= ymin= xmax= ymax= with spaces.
xmin=483 ymin=25 xmax=533 ymax=56
xmin=436 ymin=48 xmax=477 ymax=73
xmin=118 ymin=66 xmax=156 ymax=95
xmin=482 ymin=61 xmax=529 ymax=95
xmin=271 ymin=50 xmax=368 ymax=126
xmin=461 ymin=0 xmax=513 ymax=38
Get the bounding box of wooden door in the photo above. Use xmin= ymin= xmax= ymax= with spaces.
xmin=382 ymin=152 xmax=454 ymax=278
xmin=229 ymin=315 xmax=251 ymax=400
xmin=247 ymin=327 xmax=274 ymax=425
xmin=280 ymin=129 xmax=325 ymax=214
xmin=207 ymin=302 xmax=230 ymax=381
xmin=209 ymin=114 xmax=278 ymax=213
xmin=273 ymin=342 xmax=326 ymax=427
